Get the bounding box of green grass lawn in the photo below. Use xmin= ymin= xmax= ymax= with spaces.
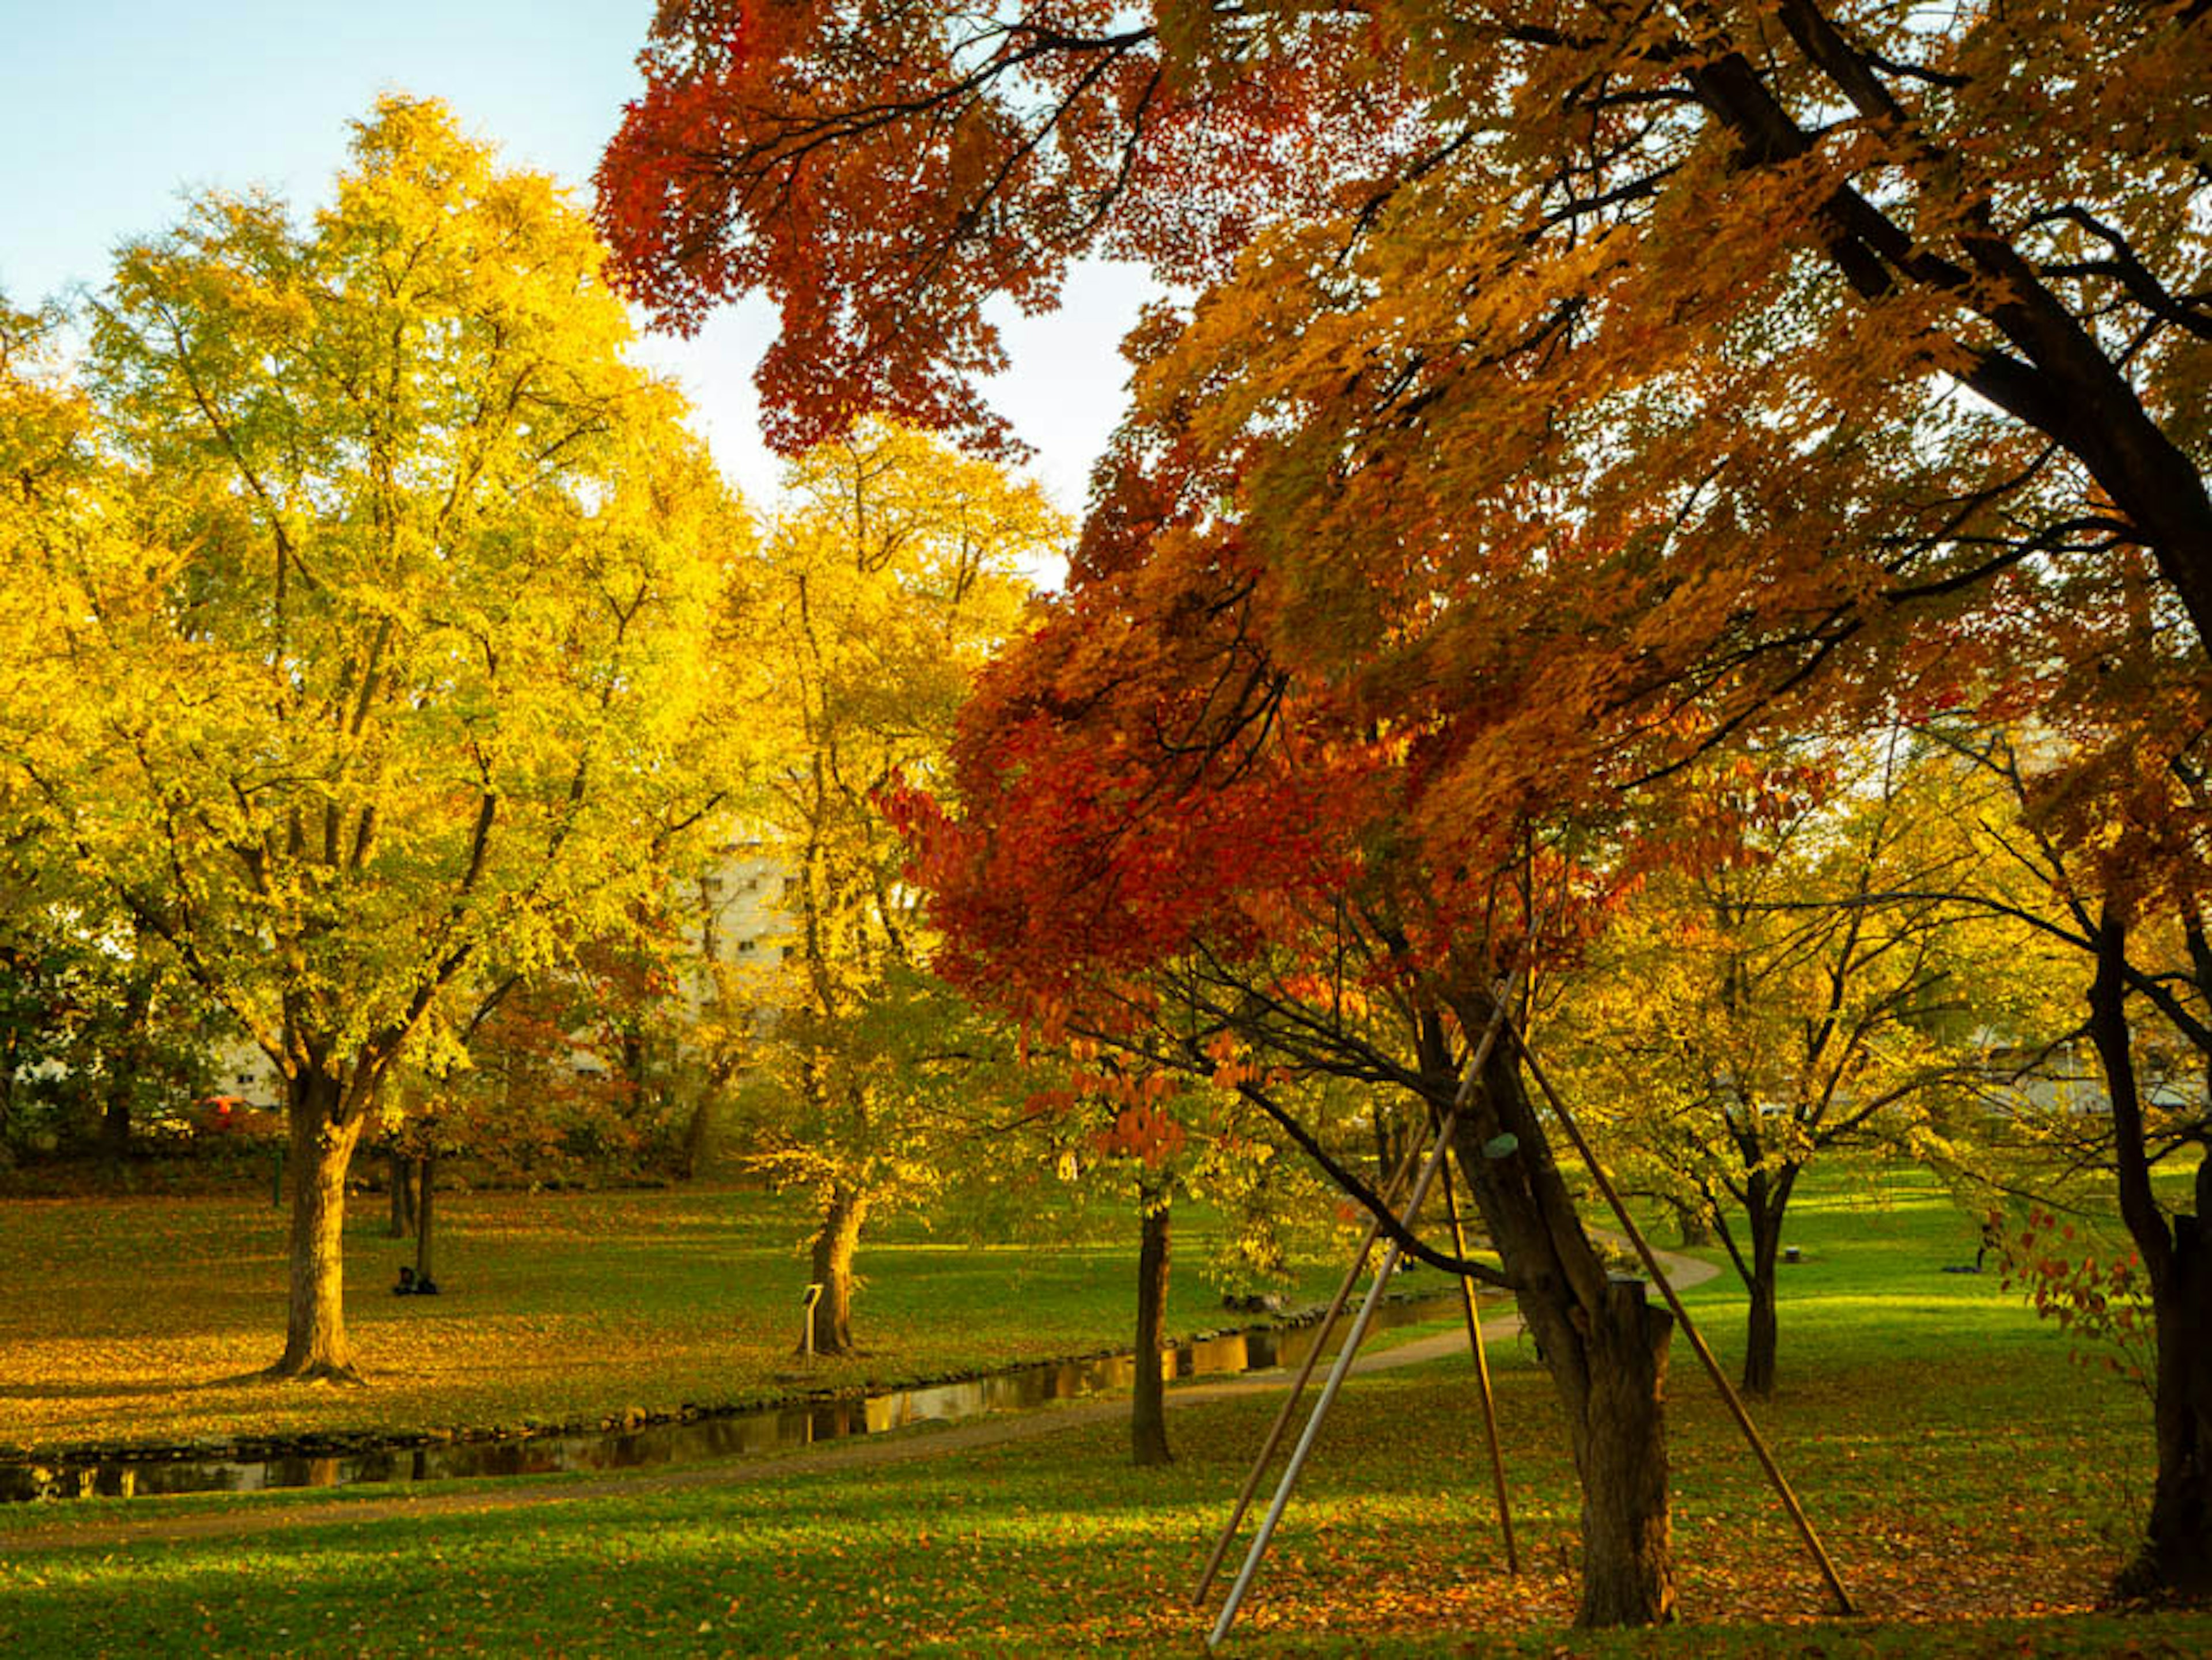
xmin=0 ymin=1181 xmax=1367 ymax=1458
xmin=2 ymin=1156 xmax=2204 ymax=1655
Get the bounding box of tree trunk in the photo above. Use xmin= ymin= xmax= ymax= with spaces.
xmin=2089 ymin=913 xmax=2212 ymax=1599
xmin=270 ymin=1069 xmax=368 ymax=1383
xmin=1373 ymin=1103 xmax=1414 ymax=1189
xmin=414 ymin=1152 xmax=437 ymax=1288
xmin=1573 ymin=1277 xmax=1677 ymax=1625
xmin=805 ymin=1185 xmax=867 ymax=1356
xmin=2128 ymin=1217 xmax=2212 ymax=1600
xmin=387 ymin=1151 xmax=415 ymax=1238
xmin=100 ymin=1085 xmax=132 ymax=1163
xmin=679 ymin=1097 xmax=714 ymax=1181
xmin=1131 ymin=1188 xmax=1173 ymax=1466
xmin=1741 ymin=1171 xmax=1785 ymax=1400
xmin=1743 ymin=1263 xmax=1779 ymax=1401
xmin=100 ymin=978 xmax=152 ymax=1162
xmin=1671 ymin=1197 xmax=1714 ymax=1249
xmin=1442 ymin=993 xmax=1677 ymax=1626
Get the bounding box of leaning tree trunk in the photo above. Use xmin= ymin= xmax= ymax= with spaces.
xmin=805 ymin=1185 xmax=868 ymax=1356
xmin=1131 ymin=1186 xmax=1174 ymax=1466
xmin=2090 ymin=912 xmax=2212 ymax=1599
xmin=271 ymin=1069 xmax=369 ymax=1383
xmin=1441 ymin=993 xmax=1677 ymax=1627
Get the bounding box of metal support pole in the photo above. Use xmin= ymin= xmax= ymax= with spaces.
xmin=1206 ymin=995 xmax=1514 ymax=1650
xmin=1189 ymin=1143 xmax=1422 ymax=1606
xmin=1508 ymin=1022 xmax=1855 ymax=1617
xmin=1442 ymin=1149 xmax=1518 ymax=1576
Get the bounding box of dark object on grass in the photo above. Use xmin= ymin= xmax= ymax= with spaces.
xmin=394 ymin=1265 xmax=415 ymax=1295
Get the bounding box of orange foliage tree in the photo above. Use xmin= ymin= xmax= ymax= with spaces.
xmin=878 ymin=483 xmax=1690 ymax=1621
xmin=600 ymin=0 xmax=2212 ymax=1603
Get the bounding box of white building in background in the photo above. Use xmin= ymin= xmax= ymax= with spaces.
xmin=680 ymin=842 xmax=792 ymax=1012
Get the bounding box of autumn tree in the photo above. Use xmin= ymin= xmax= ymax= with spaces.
xmin=717 ymin=422 xmax=1058 ymax=1356
xmin=0 ymin=99 xmax=736 ymax=1381
xmin=993 ymin=1030 xmax=1324 ymax=1466
xmin=377 ymin=944 xmax=685 ymax=1279
xmin=1825 ymin=719 xmax=2212 ymax=1596
xmin=883 ymin=513 xmax=1684 ymax=1621
xmin=600 ymin=3 xmax=2209 ymax=648
xmin=601 ymin=0 xmax=2211 ymax=1600
xmin=1552 ymin=733 xmax=2071 ymax=1397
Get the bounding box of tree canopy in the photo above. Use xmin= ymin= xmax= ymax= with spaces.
xmin=600 ymin=0 xmax=2212 ymax=1609
xmin=715 ymin=421 xmax=1059 ymax=1353
xmin=3 ymin=95 xmax=741 ymax=1378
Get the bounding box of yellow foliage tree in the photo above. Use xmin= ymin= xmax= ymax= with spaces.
xmin=0 ymin=98 xmax=740 ymax=1382
xmin=715 ymin=422 xmax=1060 ymax=1355
xmin=1552 ymin=732 xmax=2075 ymax=1397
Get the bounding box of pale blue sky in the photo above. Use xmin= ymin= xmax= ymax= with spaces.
xmin=0 ymin=0 xmax=1149 ymax=516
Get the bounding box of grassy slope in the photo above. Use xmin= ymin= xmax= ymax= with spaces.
xmin=3 ymin=1158 xmax=2207 ymax=1655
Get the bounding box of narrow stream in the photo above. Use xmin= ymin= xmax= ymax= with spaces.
xmin=1 ymin=1290 xmax=1469 ymax=1504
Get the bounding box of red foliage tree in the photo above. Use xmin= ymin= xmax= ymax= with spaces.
xmin=600 ymin=0 xmax=2212 ymax=1604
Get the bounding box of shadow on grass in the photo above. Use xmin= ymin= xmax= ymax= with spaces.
xmin=0 ymin=1377 xmax=232 ymax=1404
xmin=0 ymin=1363 xmax=377 ymax=1404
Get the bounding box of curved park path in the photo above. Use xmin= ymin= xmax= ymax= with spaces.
xmin=3 ymin=1247 xmax=1720 ymax=1555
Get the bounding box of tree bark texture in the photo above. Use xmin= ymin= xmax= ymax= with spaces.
xmin=806 ymin=1185 xmax=867 ymax=1356
xmin=2089 ymin=913 xmax=2212 ymax=1600
xmin=1574 ymin=1277 xmax=1677 ymax=1625
xmin=271 ymin=1069 xmax=368 ymax=1382
xmin=1440 ymin=992 xmax=1677 ymax=1626
xmin=1131 ymin=1189 xmax=1173 ymax=1466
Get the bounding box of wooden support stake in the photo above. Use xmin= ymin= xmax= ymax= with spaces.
xmin=1508 ymin=1022 xmax=1855 ymax=1617
xmin=1206 ymin=992 xmax=1515 ymax=1650
xmin=1189 ymin=1145 xmax=1421 ymax=1606
xmin=1442 ymin=1148 xmax=1518 ymax=1576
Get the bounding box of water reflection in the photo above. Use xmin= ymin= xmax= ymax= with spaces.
xmin=1 ymin=1291 xmax=1466 ymax=1504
